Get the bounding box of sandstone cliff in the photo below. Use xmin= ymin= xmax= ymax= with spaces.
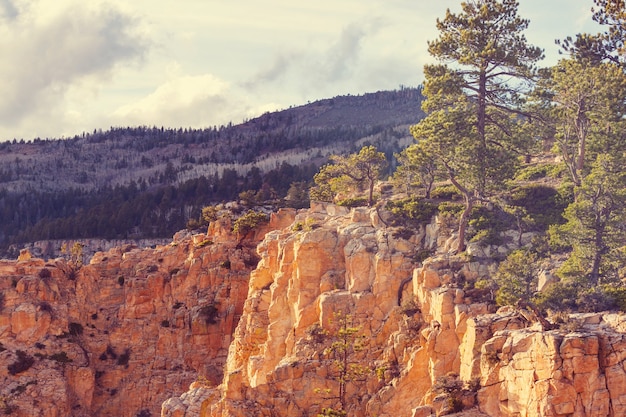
xmin=0 ymin=210 xmax=294 ymax=417
xmin=162 ymin=203 xmax=626 ymax=417
xmin=3 ymin=202 xmax=626 ymax=417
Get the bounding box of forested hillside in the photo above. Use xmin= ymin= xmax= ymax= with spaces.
xmin=0 ymin=88 xmax=423 ymax=255
xmin=311 ymin=0 xmax=626 ymax=316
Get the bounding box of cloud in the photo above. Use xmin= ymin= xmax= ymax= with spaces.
xmin=0 ymin=0 xmax=19 ymax=20
xmin=0 ymin=0 xmax=150 ymax=133
xmin=243 ymin=18 xmax=385 ymax=98
xmin=321 ymin=22 xmax=369 ymax=81
xmin=241 ymin=52 xmax=300 ymax=89
xmin=111 ymin=72 xmax=246 ymax=127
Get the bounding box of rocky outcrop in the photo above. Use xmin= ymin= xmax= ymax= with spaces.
xmin=0 ymin=209 xmax=295 ymax=417
xmin=163 ymin=204 xmax=626 ymax=417
xmin=161 ymin=204 xmax=494 ymax=416
xmin=4 ymin=201 xmax=626 ymax=417
xmin=474 ymin=312 xmax=626 ymax=417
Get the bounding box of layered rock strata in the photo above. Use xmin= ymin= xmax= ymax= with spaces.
xmin=0 ymin=210 xmax=294 ymax=417
xmin=4 ymin=201 xmax=626 ymax=417
xmin=164 ymin=204 xmax=626 ymax=417
xmin=162 ymin=204 xmax=493 ymax=416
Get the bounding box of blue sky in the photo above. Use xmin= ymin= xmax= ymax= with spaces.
xmin=0 ymin=0 xmax=601 ymax=141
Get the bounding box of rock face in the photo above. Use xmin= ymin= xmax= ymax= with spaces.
xmin=162 ymin=204 xmax=489 ymax=416
xmin=163 ymin=204 xmax=626 ymax=417
xmin=4 ymin=202 xmax=626 ymax=417
xmin=0 ymin=209 xmax=295 ymax=417
xmin=476 ymin=312 xmax=626 ymax=417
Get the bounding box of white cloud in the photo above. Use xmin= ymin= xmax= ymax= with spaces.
xmin=112 ymin=72 xmax=242 ymax=127
xmin=242 ymin=17 xmax=393 ymax=100
xmin=0 ymin=0 xmax=19 ymax=20
xmin=0 ymin=0 xmax=150 ymax=139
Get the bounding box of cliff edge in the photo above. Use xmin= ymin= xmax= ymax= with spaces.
xmin=0 ymin=209 xmax=294 ymax=417
xmin=163 ymin=203 xmax=626 ymax=417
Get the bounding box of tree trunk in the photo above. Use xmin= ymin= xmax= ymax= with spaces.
xmin=589 ymin=222 xmax=605 ymax=286
xmin=456 ymin=195 xmax=474 ymax=253
xmin=477 ymin=66 xmax=488 ymax=193
xmin=575 ymin=101 xmax=588 ymax=179
xmin=368 ymin=178 xmax=375 ymax=207
xmin=447 ymin=170 xmax=473 ymax=253
xmin=425 ymin=176 xmax=434 ymax=199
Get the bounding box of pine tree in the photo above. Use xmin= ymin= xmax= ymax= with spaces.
xmin=315 ymin=312 xmax=370 ymax=417
xmin=494 ymin=249 xmax=540 ymax=306
xmin=311 ymin=146 xmax=386 ymax=207
xmin=533 ymin=59 xmax=626 ymax=187
xmin=551 ymin=154 xmax=626 ymax=286
xmin=393 ymin=142 xmax=441 ymax=198
xmin=557 ymin=0 xmax=626 ymax=65
xmin=410 ymin=0 xmax=543 ymax=252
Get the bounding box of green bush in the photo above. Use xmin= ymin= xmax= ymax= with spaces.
xmin=515 ymin=162 xmax=566 ymax=181
xmin=514 ymin=164 xmax=549 ymax=181
xmin=433 ymin=372 xmax=465 ymax=413
xmin=199 ymin=304 xmax=219 ymax=324
xmin=433 ymin=372 xmax=463 ymax=396
xmin=68 ymin=322 xmax=83 ymax=336
xmin=337 ymin=196 xmax=370 ymax=207
xmin=388 ymin=198 xmax=438 ymax=227
xmin=117 ymin=349 xmax=130 ymax=367
xmin=49 ymin=352 xmax=72 ymax=364
xmin=508 ymin=185 xmax=569 ymax=231
xmin=201 ymin=205 xmax=220 ymax=223
xmin=469 ymin=229 xmax=498 ymax=245
xmin=467 ymin=206 xmax=511 ymax=246
xmin=537 ymin=281 xmax=626 ymax=314
xmin=318 ymin=408 xmax=347 ymax=417
xmin=602 ymin=286 xmax=626 ymax=311
xmin=232 ymin=210 xmax=269 ymax=236
xmin=576 ymin=285 xmax=626 ymax=313
xmin=430 ymin=184 xmax=462 ymax=200
xmin=413 ymin=249 xmax=433 ymax=264
xmin=400 ymin=299 xmax=421 ymax=316
xmin=8 ymin=350 xmax=34 ymax=375
xmin=306 ymin=322 xmax=328 ymax=344
xmin=437 ymin=202 xmax=464 ymax=217
xmin=185 ymin=218 xmax=202 ymax=230
xmin=494 ymin=250 xmax=540 ymax=306
xmin=535 ymin=281 xmax=580 ymax=312
xmin=195 ymin=238 xmax=213 ymax=248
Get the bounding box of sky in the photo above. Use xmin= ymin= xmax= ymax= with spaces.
xmin=0 ymin=0 xmax=602 ymax=141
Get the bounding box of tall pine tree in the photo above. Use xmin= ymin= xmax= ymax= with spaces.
xmin=410 ymin=0 xmax=543 ymax=251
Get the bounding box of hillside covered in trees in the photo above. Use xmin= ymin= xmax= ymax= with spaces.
xmin=0 ymin=88 xmax=423 ymax=255
xmin=309 ymin=0 xmax=626 ymax=316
